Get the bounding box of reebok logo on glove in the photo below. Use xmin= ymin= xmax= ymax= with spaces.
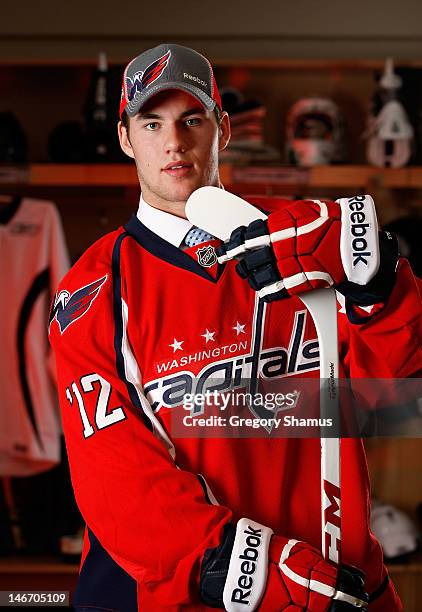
xmin=231 ymin=524 xmax=262 ymax=605
xmin=338 ymin=195 xmax=380 ymax=285
xmin=223 ymin=518 xmax=273 ymax=611
xmin=348 ymin=197 xmax=372 ymax=266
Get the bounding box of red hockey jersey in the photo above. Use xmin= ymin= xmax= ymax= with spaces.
xmin=49 ymin=197 xmax=421 ymax=611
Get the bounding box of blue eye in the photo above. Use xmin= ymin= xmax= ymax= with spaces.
xmin=145 ymin=122 xmax=159 ymax=130
xmin=186 ymin=117 xmax=201 ymax=126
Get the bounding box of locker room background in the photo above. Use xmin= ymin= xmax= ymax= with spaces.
xmin=1 ymin=0 xmax=422 ymax=608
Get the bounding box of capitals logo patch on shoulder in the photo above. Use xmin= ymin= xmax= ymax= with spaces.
xmin=49 ymin=275 xmax=107 ymax=334
xmin=126 ymin=50 xmax=171 ymax=103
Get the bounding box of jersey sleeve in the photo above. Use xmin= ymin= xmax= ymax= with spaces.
xmin=48 ymin=234 xmax=232 ymax=607
xmin=339 ymin=258 xmax=422 ymax=408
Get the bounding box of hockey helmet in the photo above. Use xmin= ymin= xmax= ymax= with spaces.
xmin=286 ymin=97 xmax=345 ymax=167
xmin=371 ymin=501 xmax=419 ymax=560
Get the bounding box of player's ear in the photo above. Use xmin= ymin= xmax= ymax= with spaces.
xmin=118 ymin=121 xmax=135 ymax=159
xmin=218 ymin=111 xmax=231 ymax=152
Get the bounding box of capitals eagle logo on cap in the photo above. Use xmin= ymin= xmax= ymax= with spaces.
xmin=49 ymin=276 xmax=108 ymax=334
xmin=126 ymin=50 xmax=171 ymax=103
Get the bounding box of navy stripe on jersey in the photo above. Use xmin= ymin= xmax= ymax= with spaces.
xmin=74 ymin=527 xmax=137 ymax=611
xmin=369 ymin=575 xmax=390 ymax=603
xmin=197 ymin=474 xmax=212 ymax=504
xmin=249 ymin=298 xmax=266 ymax=392
xmin=125 ymin=215 xmax=225 ymax=282
xmin=17 ymin=268 xmax=50 ymax=450
xmin=111 ymin=232 xmax=154 ymax=432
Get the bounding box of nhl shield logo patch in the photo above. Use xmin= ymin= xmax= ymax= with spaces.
xmin=196 ymin=245 xmax=217 ymax=267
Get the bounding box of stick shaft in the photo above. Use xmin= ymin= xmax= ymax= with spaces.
xmin=299 ymin=290 xmax=341 ymax=564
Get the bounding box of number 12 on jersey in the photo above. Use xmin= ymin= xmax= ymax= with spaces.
xmin=66 ymin=374 xmax=127 ymax=438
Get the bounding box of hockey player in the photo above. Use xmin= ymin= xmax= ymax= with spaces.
xmin=49 ymin=43 xmax=422 ymax=610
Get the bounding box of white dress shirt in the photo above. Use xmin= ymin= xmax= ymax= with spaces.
xmin=136 ymin=194 xmax=193 ymax=248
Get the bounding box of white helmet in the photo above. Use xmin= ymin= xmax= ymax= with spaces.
xmin=286 ymin=97 xmax=346 ymax=167
xmin=371 ymin=501 xmax=419 ymax=560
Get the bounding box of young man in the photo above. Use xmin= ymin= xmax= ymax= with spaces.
xmin=49 ymin=43 xmax=421 ymax=610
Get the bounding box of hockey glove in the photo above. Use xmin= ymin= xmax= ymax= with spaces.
xmin=200 ymin=518 xmax=368 ymax=611
xmin=216 ymin=196 xmax=399 ymax=321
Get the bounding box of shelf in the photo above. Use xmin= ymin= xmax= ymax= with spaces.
xmin=0 ymin=557 xmax=78 ymax=574
xmin=31 ymin=164 xmax=139 ymax=187
xmin=2 ymin=58 xmax=422 ymax=69
xmin=388 ymin=563 xmax=422 ymax=575
xmin=0 ymin=164 xmax=138 ymax=187
xmin=226 ymin=165 xmax=422 ymax=189
xmin=0 ymin=557 xmax=78 ymax=594
xmin=1 ymin=164 xmax=422 ymax=189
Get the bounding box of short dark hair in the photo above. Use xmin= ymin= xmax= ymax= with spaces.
xmin=121 ymin=110 xmax=130 ymax=131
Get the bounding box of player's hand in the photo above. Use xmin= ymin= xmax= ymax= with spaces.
xmin=260 ymin=533 xmax=368 ymax=611
xmin=216 ymin=195 xmax=380 ymax=302
xmin=201 ymin=518 xmax=368 ymax=611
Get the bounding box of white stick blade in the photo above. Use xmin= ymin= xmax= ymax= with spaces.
xmin=186 ymin=186 xmax=267 ymax=240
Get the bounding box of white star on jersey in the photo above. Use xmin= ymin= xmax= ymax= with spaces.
xmin=201 ymin=329 xmax=216 ymax=343
xmin=169 ymin=338 xmax=184 ymax=352
xmin=233 ymin=321 xmax=246 ymax=335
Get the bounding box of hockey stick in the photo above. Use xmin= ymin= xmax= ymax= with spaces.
xmin=186 ymin=186 xmax=341 ymax=564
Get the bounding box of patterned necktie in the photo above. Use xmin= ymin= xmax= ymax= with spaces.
xmin=183 ymin=226 xmax=214 ymax=248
